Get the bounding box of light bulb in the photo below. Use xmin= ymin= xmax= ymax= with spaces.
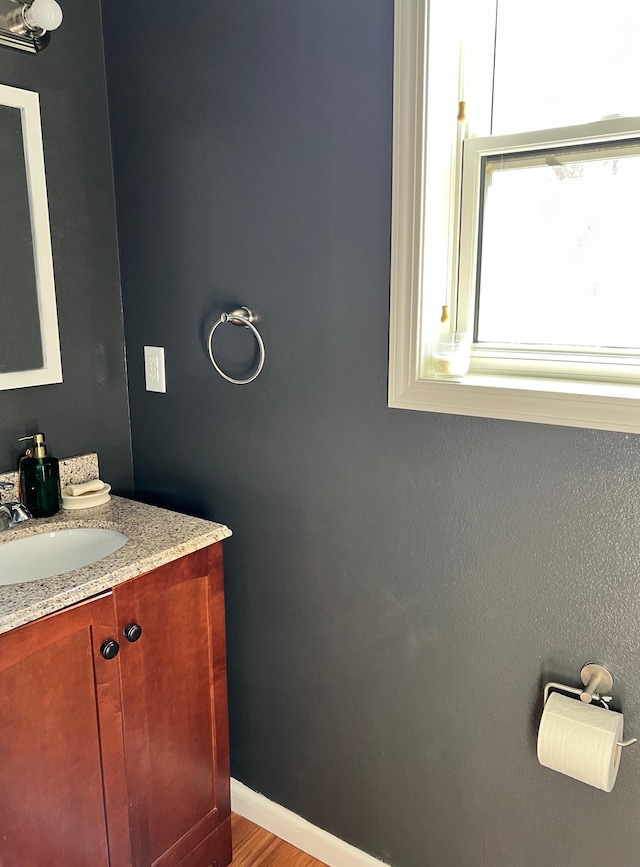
xmin=24 ymin=0 xmax=63 ymax=31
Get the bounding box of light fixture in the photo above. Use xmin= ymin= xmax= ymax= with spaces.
xmin=0 ymin=0 xmax=63 ymax=53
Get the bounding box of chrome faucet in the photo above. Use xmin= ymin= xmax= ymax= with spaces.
xmin=0 ymin=482 xmax=31 ymax=531
xmin=0 ymin=502 xmax=31 ymax=531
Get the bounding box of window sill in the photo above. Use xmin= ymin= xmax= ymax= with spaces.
xmin=388 ymin=371 xmax=640 ymax=433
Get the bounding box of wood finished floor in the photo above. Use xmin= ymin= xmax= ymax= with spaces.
xmin=230 ymin=814 xmax=328 ymax=866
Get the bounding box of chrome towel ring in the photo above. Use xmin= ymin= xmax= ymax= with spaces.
xmin=207 ymin=306 xmax=265 ymax=385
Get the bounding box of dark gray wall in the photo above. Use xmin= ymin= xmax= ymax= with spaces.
xmin=103 ymin=2 xmax=640 ymax=865
xmin=0 ymin=0 xmax=132 ymax=489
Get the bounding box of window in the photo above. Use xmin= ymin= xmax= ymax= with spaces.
xmin=389 ymin=0 xmax=640 ymax=432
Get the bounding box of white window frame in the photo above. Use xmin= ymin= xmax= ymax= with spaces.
xmin=460 ymin=120 xmax=640 ymax=382
xmin=388 ymin=0 xmax=640 ymax=433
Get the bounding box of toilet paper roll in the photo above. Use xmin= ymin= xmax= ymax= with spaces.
xmin=537 ymin=691 xmax=624 ymax=792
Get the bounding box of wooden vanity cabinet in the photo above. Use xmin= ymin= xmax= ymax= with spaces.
xmin=0 ymin=543 xmax=231 ymax=867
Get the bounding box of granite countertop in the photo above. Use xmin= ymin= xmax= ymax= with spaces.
xmin=0 ymin=496 xmax=232 ymax=635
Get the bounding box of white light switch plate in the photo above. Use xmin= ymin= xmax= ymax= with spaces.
xmin=144 ymin=346 xmax=166 ymax=393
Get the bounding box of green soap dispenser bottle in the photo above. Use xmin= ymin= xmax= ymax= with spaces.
xmin=18 ymin=433 xmax=61 ymax=518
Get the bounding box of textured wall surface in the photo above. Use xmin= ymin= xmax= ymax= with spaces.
xmin=103 ymin=2 xmax=640 ymax=865
xmin=0 ymin=0 xmax=132 ymax=489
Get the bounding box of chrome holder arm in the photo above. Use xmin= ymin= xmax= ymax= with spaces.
xmin=542 ymin=663 xmax=637 ymax=750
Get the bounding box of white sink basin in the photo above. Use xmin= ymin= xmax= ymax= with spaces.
xmin=0 ymin=528 xmax=128 ymax=585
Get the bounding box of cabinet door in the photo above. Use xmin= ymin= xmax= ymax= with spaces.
xmin=0 ymin=593 xmax=130 ymax=867
xmin=114 ymin=544 xmax=231 ymax=867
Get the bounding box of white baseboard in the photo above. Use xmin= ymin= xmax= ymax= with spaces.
xmin=230 ymin=778 xmax=390 ymax=867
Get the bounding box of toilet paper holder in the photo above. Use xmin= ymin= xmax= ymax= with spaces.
xmin=543 ymin=663 xmax=638 ymax=749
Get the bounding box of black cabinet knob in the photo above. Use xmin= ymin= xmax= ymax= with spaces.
xmin=100 ymin=639 xmax=120 ymax=660
xmin=123 ymin=623 xmax=142 ymax=643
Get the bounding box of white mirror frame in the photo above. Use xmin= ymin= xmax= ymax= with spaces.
xmin=0 ymin=83 xmax=62 ymax=390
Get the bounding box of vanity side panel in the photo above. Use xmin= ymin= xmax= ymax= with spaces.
xmin=113 ymin=543 xmax=231 ymax=867
xmin=207 ymin=542 xmax=232 ymax=829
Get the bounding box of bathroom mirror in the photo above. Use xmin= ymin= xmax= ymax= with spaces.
xmin=0 ymin=83 xmax=61 ymax=390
